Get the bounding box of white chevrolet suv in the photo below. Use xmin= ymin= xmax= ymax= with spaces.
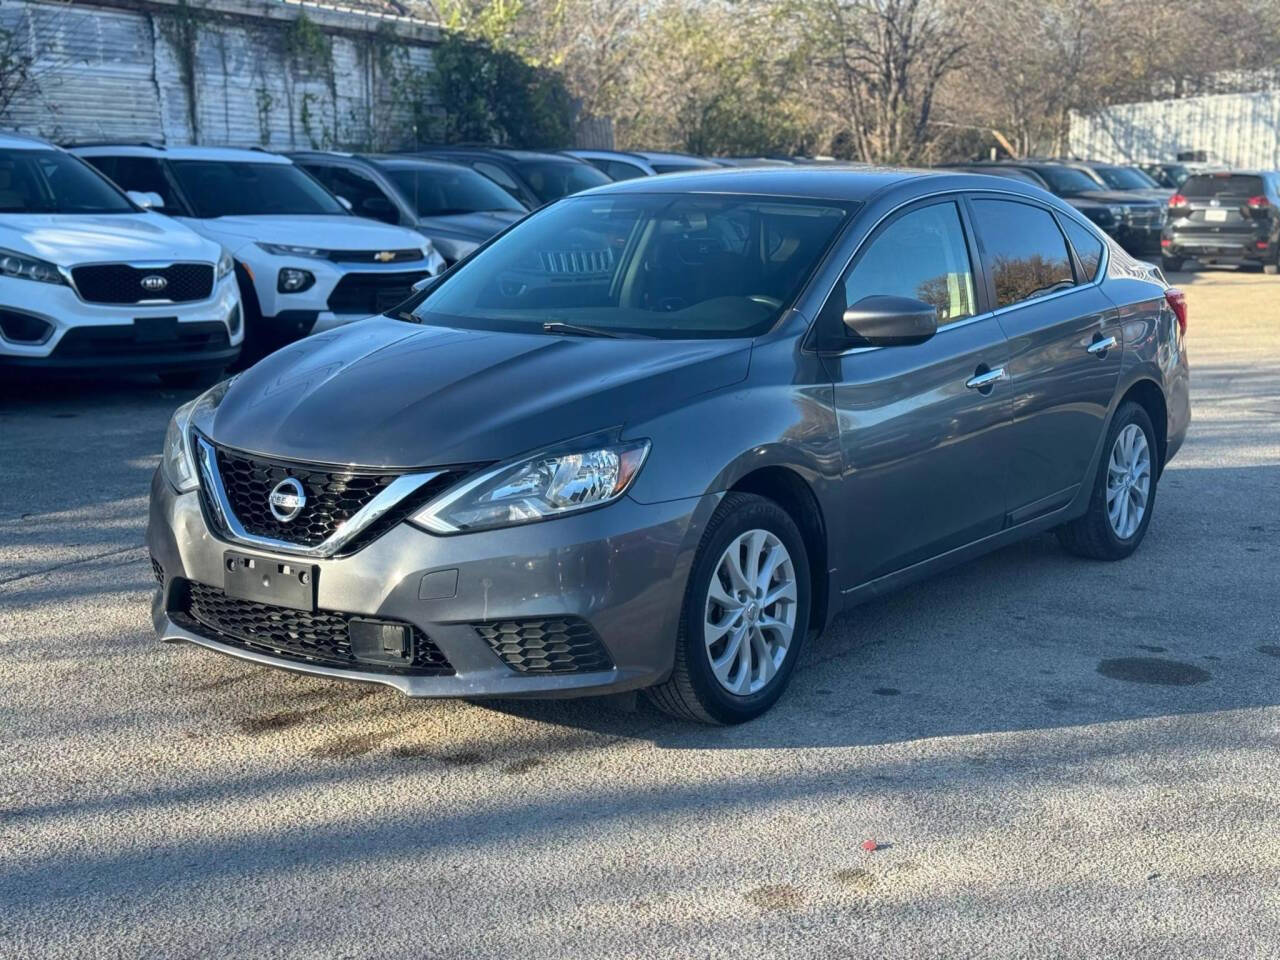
xmin=0 ymin=133 xmax=241 ymax=383
xmin=73 ymin=144 xmax=444 ymax=361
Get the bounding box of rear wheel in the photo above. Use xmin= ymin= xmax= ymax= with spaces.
xmin=647 ymin=493 xmax=810 ymax=724
xmin=1161 ymin=255 xmax=1183 ymax=273
xmin=1057 ymin=402 xmax=1159 ymax=561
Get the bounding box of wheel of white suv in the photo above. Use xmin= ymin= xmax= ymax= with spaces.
xmin=648 ymin=492 xmax=811 ymax=724
xmin=1057 ymin=401 xmax=1159 ymax=561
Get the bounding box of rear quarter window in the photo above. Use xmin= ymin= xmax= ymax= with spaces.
xmin=1059 ymin=217 xmax=1104 ymax=282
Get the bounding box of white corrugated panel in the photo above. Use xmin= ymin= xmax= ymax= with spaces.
xmin=1070 ymin=91 xmax=1280 ymax=168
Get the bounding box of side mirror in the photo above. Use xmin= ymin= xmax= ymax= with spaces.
xmin=336 ymin=195 xmax=353 ymax=211
xmin=127 ymin=190 xmax=165 ymax=210
xmin=412 ymin=274 xmax=440 ymax=293
xmin=842 ymin=295 xmax=938 ymax=346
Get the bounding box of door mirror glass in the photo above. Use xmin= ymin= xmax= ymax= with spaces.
xmin=127 ymin=190 xmax=164 ymax=210
xmin=335 ymin=195 xmax=353 ymax=211
xmin=842 ymin=295 xmax=937 ymax=346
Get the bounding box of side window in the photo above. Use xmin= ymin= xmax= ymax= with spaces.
xmin=1059 ymin=216 xmax=1104 ymax=282
xmin=971 ymin=199 xmax=1075 ymax=308
xmin=839 ymin=201 xmax=977 ymax=326
xmin=474 ymin=162 xmax=521 ymax=194
xmin=603 ymin=160 xmax=645 ymax=181
xmin=307 ymin=165 xmax=398 ymax=224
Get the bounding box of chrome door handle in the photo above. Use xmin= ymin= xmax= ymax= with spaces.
xmin=1087 ymin=336 xmax=1117 ymax=355
xmin=965 ymin=367 xmax=1006 ymax=390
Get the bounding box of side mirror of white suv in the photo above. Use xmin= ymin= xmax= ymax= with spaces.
xmin=126 ymin=190 xmax=165 ymax=210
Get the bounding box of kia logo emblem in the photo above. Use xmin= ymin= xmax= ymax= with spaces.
xmin=268 ymin=477 xmax=306 ymax=523
xmin=140 ymin=274 xmax=169 ymax=293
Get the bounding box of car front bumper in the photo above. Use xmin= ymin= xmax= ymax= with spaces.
xmin=147 ymin=470 xmax=711 ymax=698
xmin=0 ymin=273 xmax=242 ymax=370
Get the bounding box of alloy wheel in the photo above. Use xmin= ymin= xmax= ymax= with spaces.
xmin=703 ymin=529 xmax=798 ymax=695
xmin=1106 ymin=423 xmax=1151 ymax=540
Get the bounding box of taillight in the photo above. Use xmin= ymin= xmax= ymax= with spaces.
xmin=1168 ymin=193 xmax=1187 ymax=209
xmin=1246 ymin=195 xmax=1270 ymax=210
xmin=1165 ymin=288 xmax=1187 ymax=337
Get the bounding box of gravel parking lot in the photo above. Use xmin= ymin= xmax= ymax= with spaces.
xmin=2 ymin=267 xmax=1278 ymax=959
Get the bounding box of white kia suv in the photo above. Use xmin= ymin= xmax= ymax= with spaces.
xmin=0 ymin=133 xmax=242 ymax=383
xmin=73 ymin=144 xmax=444 ymax=361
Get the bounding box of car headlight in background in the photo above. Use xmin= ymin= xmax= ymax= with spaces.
xmin=423 ymin=242 xmax=447 ymax=276
xmin=277 ymin=268 xmax=315 ymax=293
xmin=257 ymin=242 xmax=326 ymax=258
xmin=412 ymin=440 xmax=650 ymax=533
xmin=0 ymin=248 xmax=66 ymax=285
xmin=217 ymin=248 xmax=234 ymax=279
xmin=1109 ymin=205 xmax=1126 ymax=221
xmin=160 ymin=378 xmax=238 ymax=493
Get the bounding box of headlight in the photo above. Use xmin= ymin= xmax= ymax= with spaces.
xmin=160 ymin=378 xmax=237 ymax=493
xmin=411 ymin=440 xmax=650 ymax=533
xmin=217 ymin=248 xmax=234 ymax=279
xmin=257 ymin=242 xmax=327 ymax=258
xmin=0 ymin=248 xmax=66 ymax=285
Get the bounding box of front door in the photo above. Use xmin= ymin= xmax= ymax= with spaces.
xmin=966 ymin=197 xmax=1123 ymax=522
xmin=822 ymin=199 xmax=1013 ymax=588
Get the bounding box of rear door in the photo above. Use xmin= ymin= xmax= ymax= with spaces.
xmin=823 ymin=198 xmax=1013 ymax=586
xmin=1172 ymin=173 xmax=1269 ymax=256
xmin=967 ymin=196 xmax=1122 ymax=523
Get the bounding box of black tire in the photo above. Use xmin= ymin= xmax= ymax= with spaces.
xmin=647 ymin=492 xmax=811 ymax=724
xmin=1057 ymin=401 xmax=1159 ymax=561
xmin=1161 ymin=255 xmax=1183 ymax=273
xmin=158 ymin=366 xmax=224 ymax=389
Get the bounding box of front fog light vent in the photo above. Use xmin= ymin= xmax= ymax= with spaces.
xmin=0 ymin=310 xmax=53 ymax=344
xmin=476 ymin=617 xmax=612 ymax=674
xmin=228 ymin=303 xmax=242 ymax=336
xmin=277 ymin=268 xmax=315 ymax=293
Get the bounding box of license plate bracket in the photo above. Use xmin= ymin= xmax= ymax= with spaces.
xmin=224 ymin=551 xmax=317 ymax=611
xmin=134 ymin=316 xmax=179 ymax=342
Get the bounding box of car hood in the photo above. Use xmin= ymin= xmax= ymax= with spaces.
xmin=0 ymin=212 xmax=216 ymax=266
xmin=186 ymin=215 xmax=429 ymax=252
xmin=205 ymin=317 xmax=752 ymax=467
xmin=415 ymin=210 xmax=524 ymax=242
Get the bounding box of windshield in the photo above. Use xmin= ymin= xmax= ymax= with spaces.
xmin=168 ymin=160 xmax=347 ymax=217
xmin=1096 ymin=166 xmax=1159 ymax=190
xmin=515 ymin=159 xmax=612 ymax=203
xmin=1181 ymin=174 xmax=1266 ymax=199
xmin=1033 ymin=166 xmax=1102 ymax=195
xmin=408 ymin=193 xmax=853 ymax=339
xmin=0 ymin=149 xmax=134 ymax=214
xmin=387 ymin=165 xmax=526 ymax=216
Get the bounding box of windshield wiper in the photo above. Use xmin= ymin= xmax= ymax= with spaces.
xmin=542 ymin=321 xmax=627 ymax=339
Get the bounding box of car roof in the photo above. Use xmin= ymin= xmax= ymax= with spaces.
xmin=71 ymin=143 xmax=294 ymax=164
xmin=0 ymin=131 xmax=55 ymax=150
xmin=630 ymin=151 xmax=719 ymax=167
xmin=290 ymin=151 xmax=466 ymax=173
xmin=417 ymin=147 xmax=587 ymax=164
xmin=576 ymin=166 xmax=1055 ymax=203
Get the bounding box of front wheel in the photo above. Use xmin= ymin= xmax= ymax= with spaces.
xmin=1057 ymin=402 xmax=1159 ymax=560
xmin=647 ymin=492 xmax=810 ymax=724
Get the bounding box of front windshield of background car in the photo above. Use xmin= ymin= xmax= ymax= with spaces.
xmin=408 ymin=193 xmax=853 ymax=340
xmin=514 ymin=159 xmax=613 ymax=203
xmin=0 ymin=149 xmax=135 ymax=214
xmin=1034 ymin=166 xmax=1104 ymax=195
xmin=386 ymin=164 xmax=527 ymax=217
xmin=1097 ymin=166 xmax=1159 ymax=190
xmin=168 ymin=160 xmax=348 ymax=217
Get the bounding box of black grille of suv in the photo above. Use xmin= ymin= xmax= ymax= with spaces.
xmin=199 ymin=442 xmax=462 ymax=552
xmin=326 ymin=271 xmax=425 ymax=314
xmin=173 ymin=580 xmax=454 ymax=675
xmin=326 ymin=249 xmax=424 ymax=264
xmin=71 ymin=263 xmax=215 ymax=304
xmin=476 ymin=618 xmax=612 ymax=674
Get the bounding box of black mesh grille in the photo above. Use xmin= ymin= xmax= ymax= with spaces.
xmin=326 ymin=249 xmax=425 ymax=264
xmin=199 ymin=441 xmax=461 ymax=553
xmin=326 ymin=271 xmax=426 ymax=314
xmin=174 ymin=580 xmax=454 ymax=676
xmin=53 ymin=322 xmax=229 ymax=359
xmin=476 ymin=618 xmax=612 ymax=674
xmin=151 ymin=556 xmax=164 ymax=584
xmin=71 ymin=263 xmax=214 ymax=304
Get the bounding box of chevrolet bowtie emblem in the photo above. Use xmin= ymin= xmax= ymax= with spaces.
xmin=374 ymin=251 xmax=396 ymax=262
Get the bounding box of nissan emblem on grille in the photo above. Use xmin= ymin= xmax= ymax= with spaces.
xmin=140 ymin=274 xmax=169 ymax=293
xmin=268 ymin=477 xmax=306 ymax=522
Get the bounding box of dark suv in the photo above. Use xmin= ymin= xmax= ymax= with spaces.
xmin=1161 ymin=171 xmax=1279 ymax=274
xmin=409 ymin=147 xmax=611 ymax=208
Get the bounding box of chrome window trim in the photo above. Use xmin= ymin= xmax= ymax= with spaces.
xmin=194 ymin=435 xmax=444 ymax=559
xmin=817 ymin=186 xmax=1111 ymax=358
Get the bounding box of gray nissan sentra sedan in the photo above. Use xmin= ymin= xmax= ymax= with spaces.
xmin=148 ymin=167 xmax=1191 ymax=724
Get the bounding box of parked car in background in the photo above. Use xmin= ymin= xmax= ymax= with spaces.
xmin=563 ymin=149 xmax=720 ymax=180
xmin=1139 ymin=161 xmax=1228 ymax=190
xmin=1161 ymin=171 xmax=1279 ymax=274
xmin=410 ymin=147 xmax=611 ymax=208
xmin=708 ymin=157 xmax=795 ymax=167
xmin=957 ymin=161 xmax=1165 ymax=255
xmin=0 ymin=133 xmax=241 ymax=383
xmin=290 ymin=152 xmax=527 ymax=266
xmin=73 ymin=144 xmax=443 ymax=362
xmin=1064 ymin=161 xmax=1173 ymax=201
xmin=149 ymin=167 xmax=1189 ymax=724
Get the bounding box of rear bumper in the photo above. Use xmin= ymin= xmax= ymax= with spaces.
xmin=1163 ymin=229 xmax=1270 ymax=262
xmin=147 ymin=469 xmax=710 ymax=698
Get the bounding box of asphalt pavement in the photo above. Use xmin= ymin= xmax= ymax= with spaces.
xmin=1 ymin=267 xmax=1278 ymax=959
